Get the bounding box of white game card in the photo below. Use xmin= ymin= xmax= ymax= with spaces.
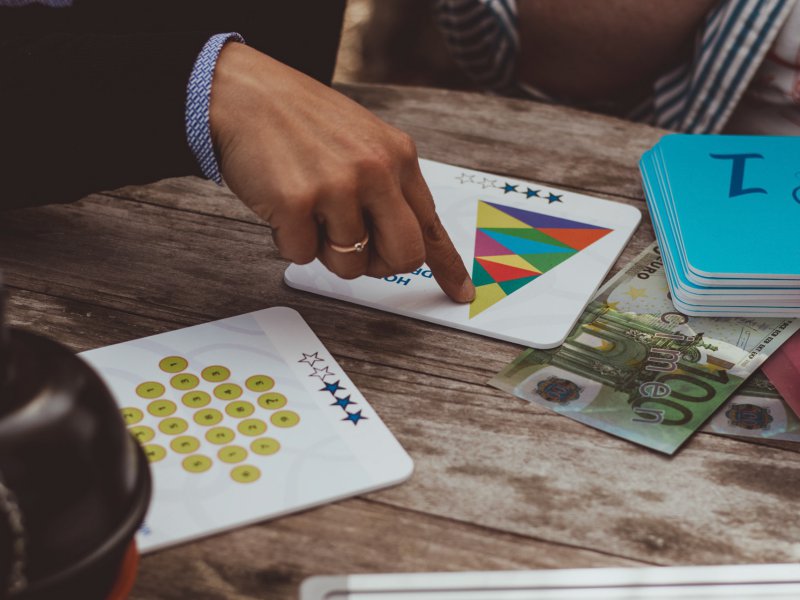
xmin=285 ymin=159 xmax=641 ymax=348
xmin=300 ymin=564 xmax=800 ymax=600
xmin=80 ymin=307 xmax=413 ymax=553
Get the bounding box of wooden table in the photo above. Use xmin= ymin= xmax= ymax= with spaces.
xmin=3 ymin=84 xmax=799 ymax=600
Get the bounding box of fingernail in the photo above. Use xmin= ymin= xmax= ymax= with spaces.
xmin=459 ymin=277 xmax=476 ymax=303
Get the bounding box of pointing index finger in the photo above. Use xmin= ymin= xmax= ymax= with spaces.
xmin=403 ymin=166 xmax=475 ymax=304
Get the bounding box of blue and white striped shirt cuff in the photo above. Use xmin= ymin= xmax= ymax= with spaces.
xmin=186 ymin=32 xmax=244 ymax=185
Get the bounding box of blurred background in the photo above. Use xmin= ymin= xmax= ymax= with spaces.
xmin=333 ymin=0 xmax=473 ymax=89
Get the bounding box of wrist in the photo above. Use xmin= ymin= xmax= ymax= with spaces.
xmin=209 ymin=42 xmax=263 ymax=158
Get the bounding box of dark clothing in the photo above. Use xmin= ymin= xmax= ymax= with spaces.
xmin=0 ymin=1 xmax=347 ymax=209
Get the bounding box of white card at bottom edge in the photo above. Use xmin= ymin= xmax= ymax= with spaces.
xmin=300 ymin=564 xmax=800 ymax=600
xmin=285 ymin=159 xmax=640 ymax=349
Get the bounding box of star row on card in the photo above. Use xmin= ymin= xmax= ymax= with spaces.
xmin=640 ymin=134 xmax=800 ymax=317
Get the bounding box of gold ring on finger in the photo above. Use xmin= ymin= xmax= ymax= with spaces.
xmin=327 ymin=232 xmax=369 ymax=254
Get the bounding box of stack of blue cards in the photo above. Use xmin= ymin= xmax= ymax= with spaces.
xmin=640 ymin=134 xmax=800 ymax=317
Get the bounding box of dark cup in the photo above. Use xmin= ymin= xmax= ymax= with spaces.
xmin=0 ymin=317 xmax=151 ymax=599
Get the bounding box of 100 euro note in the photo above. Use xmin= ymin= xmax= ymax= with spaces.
xmin=490 ymin=244 xmax=800 ymax=454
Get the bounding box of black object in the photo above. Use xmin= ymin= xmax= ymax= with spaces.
xmin=0 ymin=0 xmax=347 ymax=210
xmin=0 ymin=281 xmax=151 ymax=600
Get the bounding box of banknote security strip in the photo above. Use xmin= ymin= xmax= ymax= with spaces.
xmin=300 ymin=563 xmax=800 ymax=600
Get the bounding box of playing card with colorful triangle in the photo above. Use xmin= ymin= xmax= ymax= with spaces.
xmin=286 ymin=159 xmax=640 ymax=349
xmin=470 ymin=201 xmax=613 ymax=317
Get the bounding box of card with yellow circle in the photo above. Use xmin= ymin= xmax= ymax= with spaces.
xmin=80 ymin=307 xmax=412 ymax=554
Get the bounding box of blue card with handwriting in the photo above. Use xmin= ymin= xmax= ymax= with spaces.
xmin=657 ymin=134 xmax=800 ymax=280
xmin=640 ymin=134 xmax=800 ymax=317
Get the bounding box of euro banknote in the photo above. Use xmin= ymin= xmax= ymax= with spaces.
xmin=490 ymin=244 xmax=800 ymax=454
xmin=702 ymin=372 xmax=800 ymax=442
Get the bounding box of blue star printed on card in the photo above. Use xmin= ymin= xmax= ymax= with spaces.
xmin=321 ymin=380 xmax=345 ymax=395
xmin=298 ymin=352 xmax=367 ymax=427
xmin=451 ymin=169 xmax=566 ymax=206
xmin=343 ymin=410 xmax=367 ymax=425
xmin=331 ymin=395 xmax=355 ymax=410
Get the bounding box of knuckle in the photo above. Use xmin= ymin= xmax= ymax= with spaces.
xmin=283 ymin=187 xmax=319 ymax=218
xmin=354 ymin=147 xmax=395 ymax=179
xmin=394 ymin=131 xmax=418 ymax=163
xmin=369 ymin=271 xmax=392 ymax=280
xmin=273 ymin=233 xmax=317 ymax=266
xmin=325 ymin=171 xmax=360 ymax=200
xmin=423 ymin=213 xmax=446 ymax=244
xmin=335 ymin=263 xmax=367 ymax=280
xmin=386 ymin=250 xmax=425 ymax=275
xmin=288 ymin=249 xmax=317 ymax=265
xmin=285 ymin=190 xmax=317 ymax=219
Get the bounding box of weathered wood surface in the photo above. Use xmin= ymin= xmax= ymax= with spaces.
xmin=2 ymin=84 xmax=799 ymax=600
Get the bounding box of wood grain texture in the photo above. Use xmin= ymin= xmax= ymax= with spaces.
xmin=131 ymin=499 xmax=642 ymax=600
xmin=1 ymin=84 xmax=796 ymax=600
xmin=336 ymin=84 xmax=667 ymax=201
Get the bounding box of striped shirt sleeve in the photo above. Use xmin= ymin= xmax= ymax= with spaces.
xmin=434 ymin=0 xmax=519 ymax=93
xmin=437 ymin=0 xmax=797 ymax=134
xmin=646 ymin=0 xmax=797 ymax=133
xmin=185 ymin=32 xmax=244 ymax=185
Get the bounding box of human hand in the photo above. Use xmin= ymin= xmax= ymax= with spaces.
xmin=209 ymin=42 xmax=475 ymax=303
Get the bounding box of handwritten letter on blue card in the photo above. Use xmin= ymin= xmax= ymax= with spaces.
xmin=658 ymin=135 xmax=800 ymax=278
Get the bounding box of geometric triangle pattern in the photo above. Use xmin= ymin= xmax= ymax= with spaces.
xmin=469 ymin=200 xmax=613 ymax=318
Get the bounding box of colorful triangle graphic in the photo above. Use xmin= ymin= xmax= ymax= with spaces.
xmin=476 ymin=257 xmax=539 ymax=283
xmin=474 ymin=229 xmax=514 ymax=256
xmin=470 ymin=201 xmax=613 ymax=318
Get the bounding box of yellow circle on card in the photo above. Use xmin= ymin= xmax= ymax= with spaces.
xmin=182 ymin=390 xmax=211 ymax=409
xmin=147 ymin=399 xmax=177 ymax=417
xmin=250 ymin=437 xmax=280 ymax=456
xmin=143 ymin=444 xmax=166 ymax=463
xmin=130 ymin=425 xmax=155 ymax=444
xmin=213 ymin=383 xmax=242 ymax=400
xmin=270 ymin=410 xmax=300 ymax=428
xmin=201 ymin=365 xmax=230 ymax=382
xmin=218 ymin=445 xmax=248 ymax=464
xmin=136 ymin=382 xmax=165 ymax=399
xmin=205 ymin=426 xmax=235 ymax=445
xmin=225 ymin=401 xmax=254 ymax=419
xmin=159 ymin=356 xmax=188 ymax=373
xmin=170 ymin=436 xmax=200 ymax=454
xmin=194 ymin=408 xmax=223 ymax=427
xmin=170 ymin=373 xmax=199 ymax=390
xmin=182 ymin=455 xmax=212 ymax=473
xmin=158 ymin=417 xmax=188 ymax=435
xmin=257 ymin=393 xmax=287 ymax=411
xmin=237 ymin=419 xmax=267 ymax=436
xmin=230 ymin=465 xmax=261 ymax=483
xmin=121 ymin=407 xmax=143 ymax=425
xmin=245 ymin=375 xmax=275 ymax=392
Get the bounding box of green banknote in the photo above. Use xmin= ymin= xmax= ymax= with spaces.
xmin=490 ymin=244 xmax=800 ymax=454
xmin=702 ymin=372 xmax=800 ymax=442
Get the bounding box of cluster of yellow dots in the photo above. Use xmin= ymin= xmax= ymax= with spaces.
xmin=120 ymin=356 xmax=300 ymax=483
